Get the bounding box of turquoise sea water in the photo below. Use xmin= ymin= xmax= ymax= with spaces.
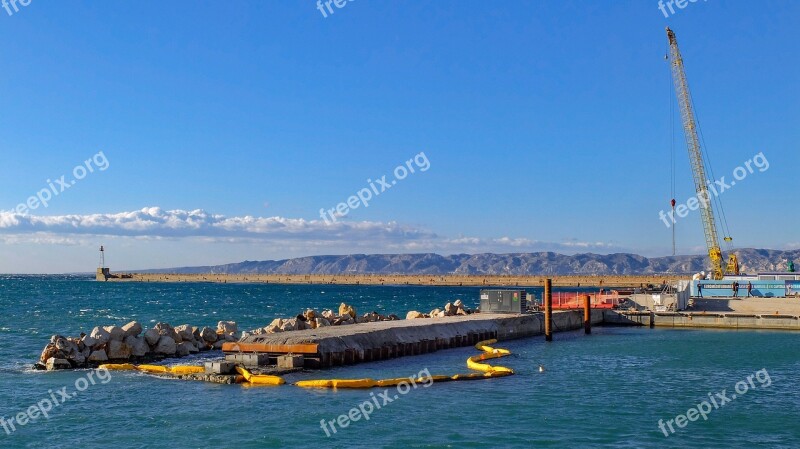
xmin=1 ymin=276 xmax=799 ymax=448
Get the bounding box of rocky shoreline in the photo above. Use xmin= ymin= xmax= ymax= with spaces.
xmin=405 ymin=299 xmax=472 ymax=319
xmin=242 ymin=301 xmax=473 ymax=336
xmin=37 ymin=320 xmax=240 ymax=371
xmin=243 ymin=303 xmax=400 ymax=336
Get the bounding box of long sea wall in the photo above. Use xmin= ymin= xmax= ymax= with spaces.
xmin=96 ymin=269 xmax=683 ymax=288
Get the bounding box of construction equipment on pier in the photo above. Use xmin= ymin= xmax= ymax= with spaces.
xmin=666 ymin=27 xmax=740 ymax=280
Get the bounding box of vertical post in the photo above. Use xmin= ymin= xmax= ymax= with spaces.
xmin=583 ymin=294 xmax=591 ymax=334
xmin=544 ymin=278 xmax=553 ymax=342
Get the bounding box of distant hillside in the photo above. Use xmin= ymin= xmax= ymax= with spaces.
xmin=136 ymin=249 xmax=800 ymax=276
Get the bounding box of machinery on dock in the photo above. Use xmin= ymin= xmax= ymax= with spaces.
xmin=479 ymin=289 xmax=529 ymax=314
xmin=666 ymin=27 xmax=740 ymax=280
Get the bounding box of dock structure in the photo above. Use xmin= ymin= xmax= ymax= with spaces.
xmin=224 ymin=311 xmax=605 ymax=369
xmin=606 ymin=295 xmax=800 ymax=329
xmin=610 ymin=310 xmax=800 ymax=330
xmin=96 ymin=269 xmax=683 ymax=288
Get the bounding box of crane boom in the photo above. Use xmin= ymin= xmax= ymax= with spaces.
xmin=666 ymin=27 xmax=739 ymax=280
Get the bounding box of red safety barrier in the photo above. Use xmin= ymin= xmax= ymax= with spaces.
xmin=545 ymin=291 xmax=623 ymax=310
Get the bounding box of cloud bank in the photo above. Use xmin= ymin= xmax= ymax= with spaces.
xmin=0 ymin=207 xmax=618 ymax=253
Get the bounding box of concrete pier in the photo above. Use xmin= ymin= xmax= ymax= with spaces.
xmin=224 ymin=311 xmax=605 ymax=369
xmin=606 ymin=310 xmax=800 ymax=330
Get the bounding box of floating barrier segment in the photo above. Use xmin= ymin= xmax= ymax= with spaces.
xmin=295 ymin=339 xmax=514 ymax=389
xmin=99 ymin=364 xmax=204 ymax=376
xmin=171 ymin=366 xmax=205 ymax=375
xmin=295 ymin=378 xmax=379 ymax=389
xmin=235 ymin=366 xmax=285 ymax=386
xmin=136 ymin=364 xmax=168 ymax=374
xmin=99 ymin=363 xmax=137 ymax=371
xmin=99 ymin=363 xmax=277 ymax=385
xmin=466 ymin=340 xmax=514 ymax=374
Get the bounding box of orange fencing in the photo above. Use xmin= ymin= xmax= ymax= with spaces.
xmin=537 ymin=291 xmax=624 ymax=310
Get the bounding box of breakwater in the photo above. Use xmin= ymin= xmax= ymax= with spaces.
xmin=34 ymin=298 xmax=481 ymax=371
xmin=36 ymin=320 xmax=240 ymax=370
xmin=96 ymin=269 xmax=682 ymax=288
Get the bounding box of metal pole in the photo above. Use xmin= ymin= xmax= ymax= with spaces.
xmin=544 ymin=279 xmax=553 ymax=342
xmin=583 ymin=294 xmax=591 ymax=334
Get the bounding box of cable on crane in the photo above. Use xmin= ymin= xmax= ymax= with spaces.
xmin=686 ymin=89 xmax=735 ymax=252
xmin=669 ymin=50 xmax=677 ymax=256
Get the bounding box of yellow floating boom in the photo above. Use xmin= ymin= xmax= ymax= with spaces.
xmin=102 ymin=339 xmax=515 ymax=389
xmin=99 ymin=364 xmax=204 ymax=376
xmin=235 ymin=366 xmax=285 ymax=386
xmin=295 ymin=339 xmax=514 ymax=389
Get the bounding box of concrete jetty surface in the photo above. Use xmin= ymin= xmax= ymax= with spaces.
xmin=224 ymin=311 xmax=605 ymax=368
xmin=609 ymin=311 xmax=800 ymax=330
xmin=609 ymin=296 xmax=800 ymax=330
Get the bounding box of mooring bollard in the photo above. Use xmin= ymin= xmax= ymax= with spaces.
xmin=544 ymin=278 xmax=553 ymax=342
xmin=584 ymin=294 xmax=591 ymax=334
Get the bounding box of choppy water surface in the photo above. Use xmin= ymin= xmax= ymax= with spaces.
xmin=1 ymin=276 xmax=799 ymax=448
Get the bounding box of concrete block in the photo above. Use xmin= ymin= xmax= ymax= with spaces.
xmin=204 ymin=361 xmax=236 ymax=374
xmin=46 ymin=358 xmax=72 ymax=371
xmin=277 ymin=354 xmax=304 ymax=369
xmin=225 ymin=353 xmax=269 ymax=367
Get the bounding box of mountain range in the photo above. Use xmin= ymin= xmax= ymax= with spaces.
xmin=137 ymin=249 xmax=800 ymax=275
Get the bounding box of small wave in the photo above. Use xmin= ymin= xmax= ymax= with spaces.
xmin=1 ymin=360 xmax=43 ymax=375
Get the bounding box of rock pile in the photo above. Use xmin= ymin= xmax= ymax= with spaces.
xmin=37 ymin=320 xmax=239 ymax=370
xmin=246 ymin=303 xmax=400 ymax=336
xmin=406 ymin=299 xmax=473 ymax=320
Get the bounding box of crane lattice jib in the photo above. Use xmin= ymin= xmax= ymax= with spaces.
xmin=666 ymin=27 xmax=724 ymax=280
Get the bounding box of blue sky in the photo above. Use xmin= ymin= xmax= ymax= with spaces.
xmin=0 ymin=0 xmax=797 ymax=273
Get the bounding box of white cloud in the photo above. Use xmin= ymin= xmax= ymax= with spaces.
xmin=0 ymin=207 xmax=619 ymax=254
xmin=0 ymin=207 xmax=429 ymax=240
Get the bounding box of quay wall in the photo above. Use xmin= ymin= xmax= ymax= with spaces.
xmin=607 ymin=310 xmax=800 ymax=331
